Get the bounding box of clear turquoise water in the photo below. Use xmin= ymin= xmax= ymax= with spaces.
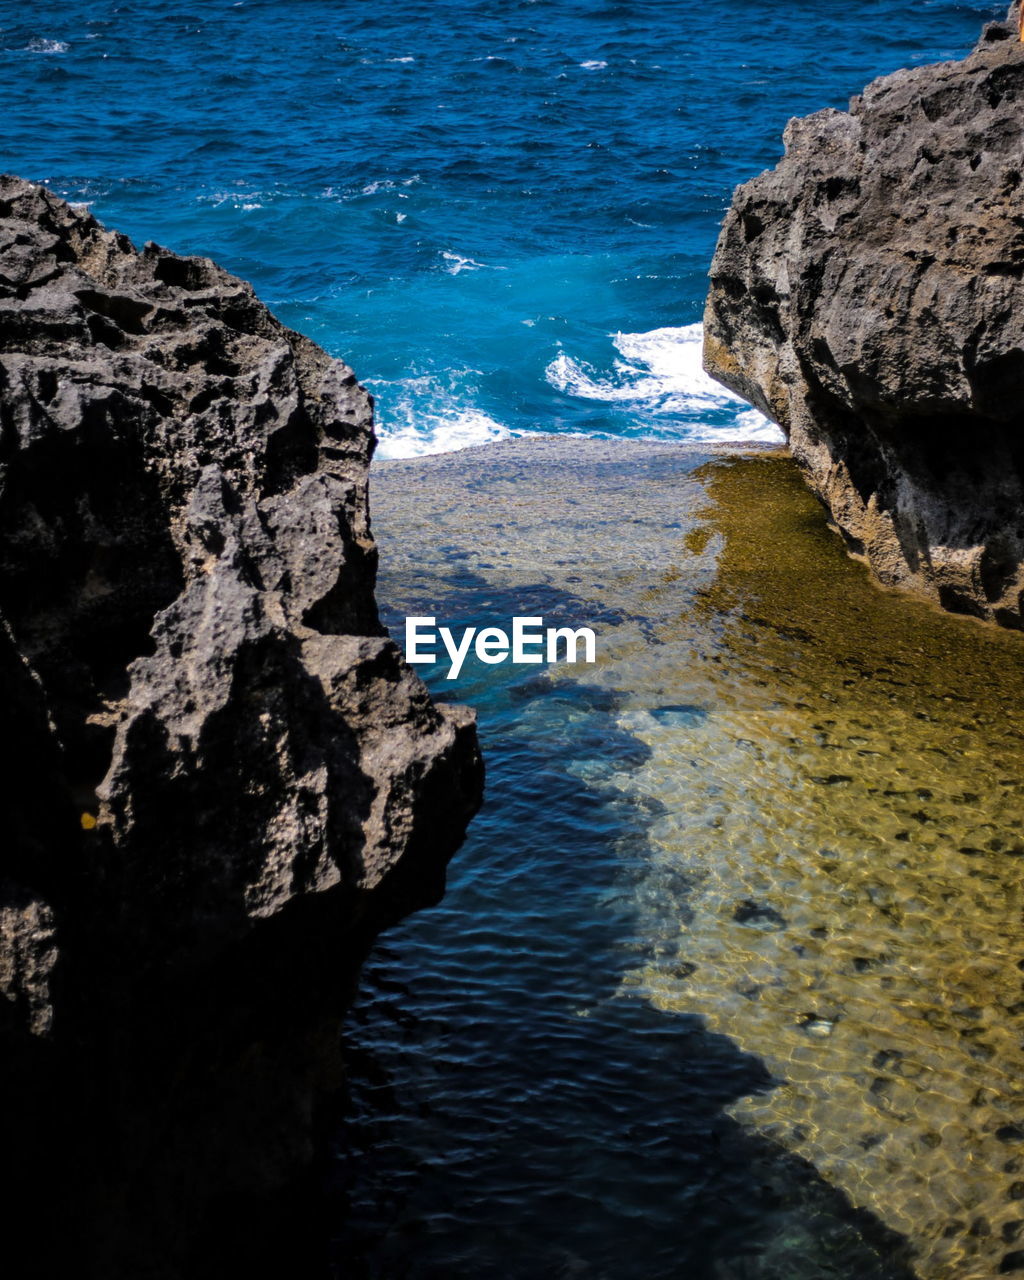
xmin=0 ymin=0 xmax=1004 ymax=454
xmin=334 ymin=646 xmax=913 ymax=1279
xmin=336 ymin=457 xmax=921 ymax=1278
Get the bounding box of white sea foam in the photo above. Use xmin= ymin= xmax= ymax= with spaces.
xmin=373 ymin=326 xmax=780 ymax=461
xmin=376 ymin=411 xmax=511 ymax=459
xmin=371 ymin=374 xmax=514 ymax=460
xmin=545 ymin=323 xmax=783 ymax=442
xmin=580 ymin=59 xmax=607 ymax=70
xmin=204 ymin=188 xmax=267 ymax=210
xmin=26 ymin=38 xmax=69 ymax=53
xmin=440 ymin=251 xmax=505 ymax=275
xmin=360 ymin=175 xmax=420 ymax=197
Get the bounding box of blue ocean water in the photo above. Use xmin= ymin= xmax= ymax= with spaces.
xmin=0 ymin=0 xmax=1005 ymax=456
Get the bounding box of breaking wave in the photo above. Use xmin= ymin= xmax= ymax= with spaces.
xmin=545 ymin=323 xmax=782 ymax=442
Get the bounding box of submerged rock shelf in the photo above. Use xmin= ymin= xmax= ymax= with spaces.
xmin=367 ymin=436 xmax=1024 ymax=1280
xmin=624 ymin=457 xmax=1024 ymax=1280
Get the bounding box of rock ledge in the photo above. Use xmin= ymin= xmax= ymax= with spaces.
xmin=705 ymin=5 xmax=1024 ymax=626
xmin=0 ymin=176 xmax=482 ymax=1273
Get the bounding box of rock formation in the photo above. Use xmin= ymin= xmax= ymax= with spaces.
xmin=0 ymin=176 xmax=482 ymax=1275
xmin=704 ymin=4 xmax=1024 ymax=626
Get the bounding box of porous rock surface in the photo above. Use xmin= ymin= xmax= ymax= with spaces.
xmin=705 ymin=4 xmax=1024 ymax=625
xmin=0 ymin=176 xmax=481 ymax=1274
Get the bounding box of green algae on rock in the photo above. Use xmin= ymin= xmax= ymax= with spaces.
xmin=623 ymin=454 xmax=1024 ymax=1280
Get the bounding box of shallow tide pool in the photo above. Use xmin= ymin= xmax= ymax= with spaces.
xmin=328 ymin=439 xmax=1024 ymax=1280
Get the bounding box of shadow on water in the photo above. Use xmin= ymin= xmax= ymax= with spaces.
xmin=324 ymin=579 xmax=917 ymax=1278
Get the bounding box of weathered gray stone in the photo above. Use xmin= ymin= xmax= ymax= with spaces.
xmin=704 ymin=4 xmax=1024 ymax=625
xmin=0 ymin=175 xmax=482 ymax=1274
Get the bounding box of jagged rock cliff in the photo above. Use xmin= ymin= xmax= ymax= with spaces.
xmin=0 ymin=176 xmax=482 ymax=1275
xmin=704 ymin=5 xmax=1024 ymax=625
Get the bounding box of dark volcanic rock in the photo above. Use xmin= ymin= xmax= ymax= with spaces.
xmin=0 ymin=176 xmax=482 ymax=1275
xmin=704 ymin=4 xmax=1024 ymax=626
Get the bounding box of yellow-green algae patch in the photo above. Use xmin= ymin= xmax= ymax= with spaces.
xmin=373 ymin=439 xmax=1024 ymax=1279
xmin=620 ymin=454 xmax=1024 ymax=1280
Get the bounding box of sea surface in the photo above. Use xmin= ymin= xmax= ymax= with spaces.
xmin=0 ymin=0 xmax=1005 ymax=456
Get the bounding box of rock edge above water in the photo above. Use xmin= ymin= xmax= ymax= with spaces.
xmin=0 ymin=175 xmax=482 ymax=1272
xmin=704 ymin=4 xmax=1024 ymax=627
